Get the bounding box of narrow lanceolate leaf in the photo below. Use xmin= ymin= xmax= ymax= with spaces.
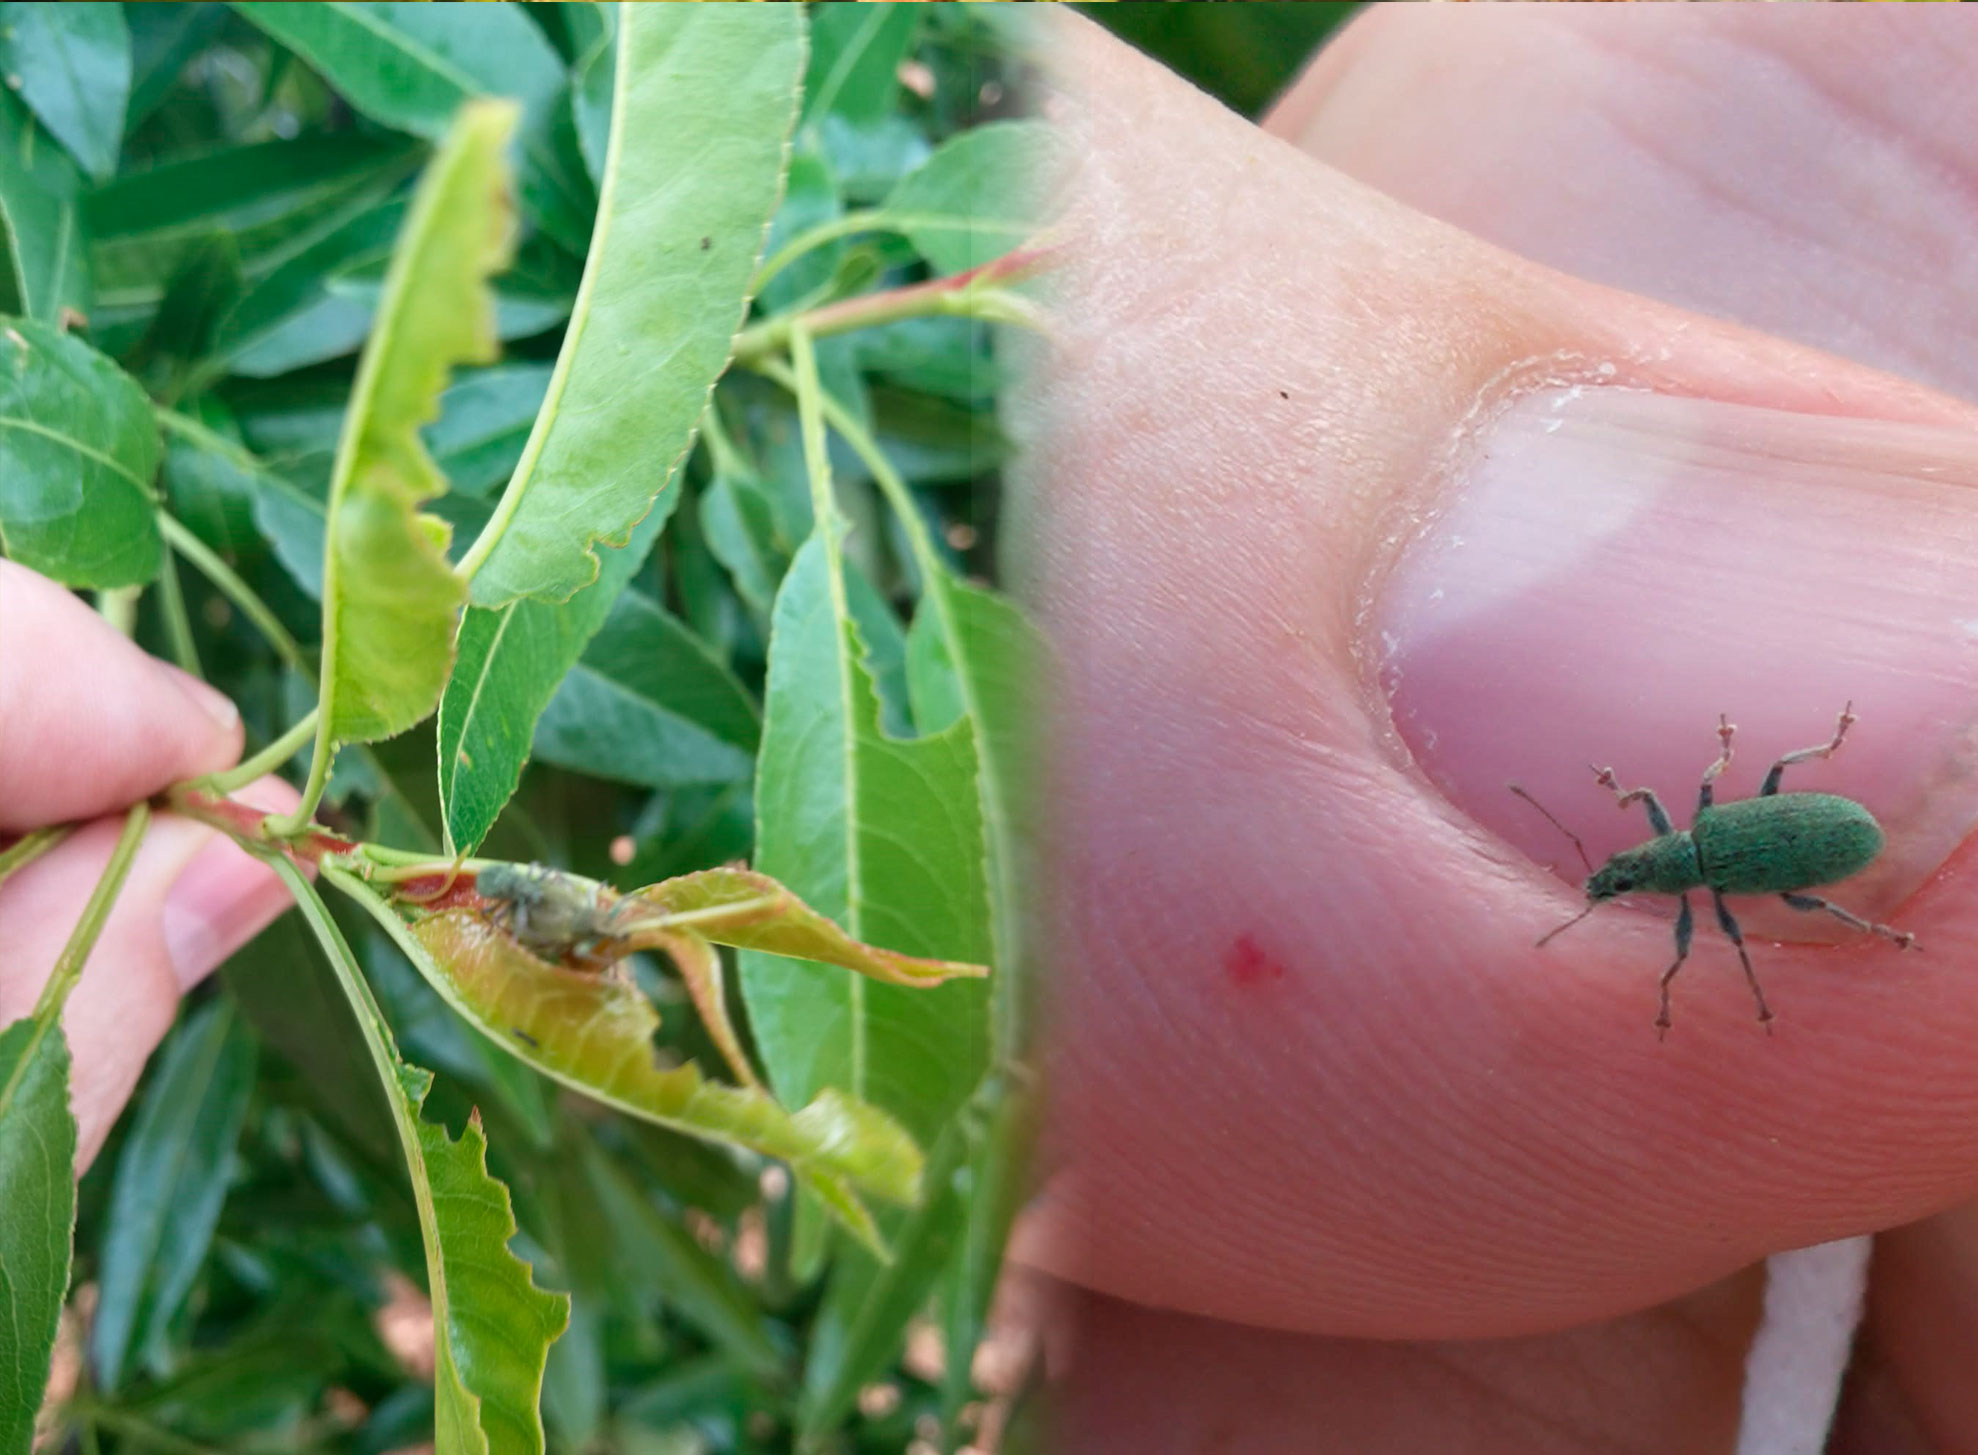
xmin=0 ymin=2 xmax=130 ymax=182
xmin=906 ymin=577 xmax=1042 ymax=1052
xmin=0 ymin=1015 xmax=76 ymax=1453
xmin=0 ymin=91 xmax=88 ymax=324
xmin=315 ymin=101 xmax=517 ymax=745
xmin=629 ymin=866 xmax=987 ymax=988
xmin=338 ymin=872 xmax=922 ymax=1251
xmin=90 ymin=1000 xmax=257 ymax=1393
xmin=437 ymin=508 xmax=665 ymax=856
xmin=275 ymin=860 xmax=566 ymax=1455
xmin=232 ymin=2 xmax=577 ymax=254
xmin=0 ymin=320 xmax=161 ymax=587
xmin=741 ymin=539 xmax=994 ymax=1152
xmin=883 ymin=121 xmax=1050 ymax=276
xmin=463 ymin=4 xmax=803 ymax=606
xmin=529 ymin=590 xmax=760 ymax=793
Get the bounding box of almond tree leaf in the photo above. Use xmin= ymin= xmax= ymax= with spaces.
xmin=86 ymin=133 xmax=418 ymax=318
xmin=315 ymin=100 xmax=517 ymax=744
xmin=0 ymin=1014 xmax=76 ymax=1453
xmin=90 ymin=998 xmax=256 ymax=1393
xmin=628 ymin=866 xmax=987 ymax=988
xmin=802 ymin=5 xmax=917 ymax=126
xmin=275 ymin=858 xmax=566 ymax=1455
xmin=330 ymin=867 xmax=920 ymax=1248
xmin=231 ymin=1 xmax=579 ymax=251
xmin=0 ymin=2 xmax=129 ymax=182
xmin=527 ymin=589 xmax=759 ymax=792
xmin=0 ymin=89 xmax=89 ymax=324
xmin=463 ymin=3 xmax=803 ymax=606
xmin=0 ymin=318 xmax=161 ymax=587
xmin=882 ymin=120 xmax=1049 ymax=276
xmin=740 ymin=537 xmax=994 ymax=1153
xmin=438 ymin=511 xmax=667 ymax=857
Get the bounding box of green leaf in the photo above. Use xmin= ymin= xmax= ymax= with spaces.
xmin=338 ymin=870 xmax=921 ymax=1251
xmin=427 ymin=364 xmax=553 ymax=499
xmin=86 ymin=133 xmax=418 ymax=315
xmin=882 ymin=120 xmax=1047 ymax=275
xmin=699 ymin=463 xmax=791 ymax=627
xmin=0 ymin=1014 xmax=76 ymax=1454
xmin=0 ymin=89 xmax=88 ymax=325
xmin=0 ymin=2 xmax=130 ymax=181
xmin=232 ymin=2 xmax=578 ymax=253
xmin=906 ymin=577 xmax=1041 ymax=1052
xmin=438 ymin=505 xmax=667 ymax=856
xmin=530 ymin=589 xmax=760 ymax=792
xmin=629 ymin=866 xmax=987 ymax=989
xmin=124 ymin=232 xmax=243 ymax=401
xmin=126 ymin=4 xmax=227 ymax=133
xmin=802 ymin=4 xmax=917 ymax=126
xmin=91 ymin=998 xmax=257 ymax=1392
xmin=581 ymin=1141 xmax=784 ymax=1380
xmin=276 ymin=860 xmax=567 ymax=1455
xmin=797 ymin=1085 xmax=985 ymax=1441
xmin=463 ymin=3 xmax=803 ymax=605
xmin=0 ymin=318 xmax=161 ymax=587
xmin=740 ymin=539 xmax=993 ymax=1152
xmin=314 ymin=100 xmax=517 ymax=746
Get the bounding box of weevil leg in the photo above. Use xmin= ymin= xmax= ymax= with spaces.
xmin=1761 ymin=702 xmax=1856 ymax=796
xmin=1655 ymin=893 xmax=1695 ymax=1039
xmin=1711 ymin=891 xmax=1774 ymax=1031
xmin=1697 ymin=714 xmax=1736 ymax=813
xmin=1590 ymin=764 xmax=1675 ymax=837
xmin=1780 ymin=892 xmax=1917 ymax=949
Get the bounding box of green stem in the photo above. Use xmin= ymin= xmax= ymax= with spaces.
xmin=33 ymin=802 xmax=150 ymax=1023
xmin=751 ymin=209 xmax=892 ymax=292
xmin=0 ymin=825 xmax=71 ymax=885
xmin=262 ymin=728 xmax=334 ymax=840
xmin=788 ymin=326 xmax=838 ymax=534
xmin=735 ymin=244 xmax=1053 ymax=364
xmin=157 ymin=512 xmax=309 ymax=676
xmin=155 ymin=531 xmax=203 ymax=677
xmin=95 ymin=584 xmax=141 ymax=636
xmin=751 ymin=356 xmax=941 ymax=579
xmin=198 ymin=708 xmax=320 ymax=796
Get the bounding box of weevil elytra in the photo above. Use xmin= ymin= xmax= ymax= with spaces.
xmin=474 ymin=862 xmax=641 ymax=970
xmin=1510 ymin=704 xmax=1917 ymax=1036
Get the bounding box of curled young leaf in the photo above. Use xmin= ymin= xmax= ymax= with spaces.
xmin=628 ymin=865 xmax=990 ymax=988
xmin=341 ymin=872 xmax=923 ymax=1251
xmin=315 ymin=99 xmax=517 ymax=745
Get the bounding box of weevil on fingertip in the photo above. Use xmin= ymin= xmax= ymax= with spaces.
xmin=1509 ymin=703 xmax=1917 ymax=1038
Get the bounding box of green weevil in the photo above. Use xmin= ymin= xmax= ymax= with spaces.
xmin=1510 ymin=704 xmax=1916 ymax=1035
xmin=475 ymin=862 xmax=640 ymax=970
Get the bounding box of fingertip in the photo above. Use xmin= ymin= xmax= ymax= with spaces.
xmin=0 ymin=561 xmax=246 ymax=829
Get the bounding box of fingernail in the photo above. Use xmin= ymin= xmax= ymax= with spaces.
xmin=1376 ymin=388 xmax=1978 ymax=937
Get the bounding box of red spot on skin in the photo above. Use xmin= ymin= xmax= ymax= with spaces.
xmin=1224 ymin=934 xmax=1287 ymax=987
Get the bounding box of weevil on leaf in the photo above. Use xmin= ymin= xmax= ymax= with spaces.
xmin=474 ymin=862 xmax=641 ymax=971
xmin=1510 ymin=703 xmax=1917 ymax=1036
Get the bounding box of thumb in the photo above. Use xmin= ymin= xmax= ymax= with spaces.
xmin=1023 ymin=14 xmax=1978 ymax=1340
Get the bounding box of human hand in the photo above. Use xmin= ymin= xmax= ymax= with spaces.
xmin=1025 ymin=12 xmax=1978 ymax=1450
xmin=0 ymin=561 xmax=298 ymax=1169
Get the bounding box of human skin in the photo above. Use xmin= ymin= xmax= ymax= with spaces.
xmin=1022 ymin=11 xmax=1978 ymax=1452
xmin=0 ymin=560 xmax=297 ymax=1170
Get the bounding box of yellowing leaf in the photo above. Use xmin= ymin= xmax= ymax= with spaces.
xmin=317 ymin=100 xmax=517 ymax=744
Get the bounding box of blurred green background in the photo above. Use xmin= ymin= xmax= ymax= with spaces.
xmin=1081 ymin=2 xmax=1362 ymax=120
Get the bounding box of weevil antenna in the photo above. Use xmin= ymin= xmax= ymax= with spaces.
xmin=1507 ymin=783 xmax=1594 ymax=874
xmin=1535 ymin=902 xmax=1596 ymax=948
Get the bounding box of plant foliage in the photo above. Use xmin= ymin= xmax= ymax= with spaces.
xmin=0 ymin=5 xmax=1046 ymax=1452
